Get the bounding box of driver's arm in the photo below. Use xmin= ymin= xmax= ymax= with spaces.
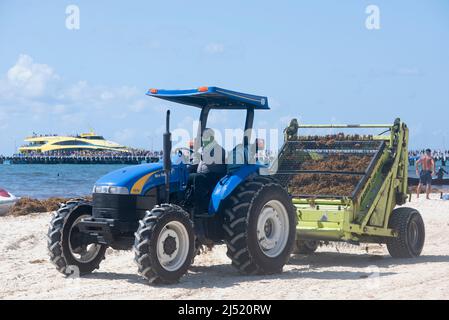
xmin=191 ymin=148 xmax=201 ymax=164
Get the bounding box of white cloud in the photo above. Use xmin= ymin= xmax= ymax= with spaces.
xmin=100 ymin=90 xmax=115 ymax=100
xmin=62 ymin=81 xmax=140 ymax=106
xmin=116 ymin=86 xmax=140 ymax=99
xmin=148 ymin=40 xmax=161 ymax=49
xmin=0 ymin=54 xmax=166 ymax=153
xmin=113 ymin=128 xmax=137 ymax=145
xmin=368 ymin=67 xmax=424 ymax=78
xmin=128 ymin=99 xmax=148 ymax=112
xmin=111 ymin=112 xmax=128 ymax=120
xmin=63 ymin=80 xmax=88 ymax=101
xmin=0 ymin=110 xmax=8 ymax=130
xmin=4 ymin=54 xmax=59 ymax=98
xmin=394 ymin=67 xmax=423 ymax=77
xmin=52 ymin=104 xmax=67 ymax=114
xmin=175 ymin=115 xmax=198 ymax=139
xmin=0 ymin=55 xmax=143 ymax=111
xmin=204 ymin=42 xmax=225 ymax=54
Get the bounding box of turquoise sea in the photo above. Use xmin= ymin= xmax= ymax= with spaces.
xmin=0 ymin=163 xmax=447 ymax=199
xmin=0 ymin=164 xmax=126 ymax=199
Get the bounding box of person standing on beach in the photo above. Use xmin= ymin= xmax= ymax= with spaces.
xmin=415 ymin=148 xmax=436 ymax=199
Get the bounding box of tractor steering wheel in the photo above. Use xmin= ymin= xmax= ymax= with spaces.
xmin=174 ymin=147 xmax=195 ymax=163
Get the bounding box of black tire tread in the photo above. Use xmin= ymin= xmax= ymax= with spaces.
xmin=47 ymin=199 xmax=106 ymax=276
xmin=386 ymin=207 xmax=425 ymax=258
xmin=134 ymin=204 xmax=195 ymax=284
xmin=223 ymin=175 xmax=296 ymax=275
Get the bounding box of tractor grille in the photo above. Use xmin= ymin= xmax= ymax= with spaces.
xmin=273 ymin=139 xmax=384 ymax=199
xmin=92 ymin=192 xmax=157 ymax=222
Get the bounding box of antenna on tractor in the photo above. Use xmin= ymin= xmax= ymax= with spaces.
xmin=163 ymin=110 xmax=172 ymax=203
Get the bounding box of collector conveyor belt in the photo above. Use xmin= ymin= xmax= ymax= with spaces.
xmin=273 ymin=139 xmax=385 ymax=199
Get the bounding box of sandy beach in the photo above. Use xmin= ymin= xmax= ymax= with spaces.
xmin=1 ymin=194 xmax=448 ymax=300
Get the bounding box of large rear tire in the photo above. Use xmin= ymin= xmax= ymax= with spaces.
xmin=223 ymin=176 xmax=297 ymax=275
xmin=134 ymin=204 xmax=195 ymax=284
xmin=386 ymin=207 xmax=425 ymax=258
xmin=47 ymin=200 xmax=107 ymax=276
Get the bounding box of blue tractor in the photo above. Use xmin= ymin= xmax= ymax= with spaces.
xmin=47 ymin=87 xmax=297 ymax=284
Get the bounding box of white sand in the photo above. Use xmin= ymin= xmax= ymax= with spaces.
xmin=1 ymin=194 xmax=448 ymax=300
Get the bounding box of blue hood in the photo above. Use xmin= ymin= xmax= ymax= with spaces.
xmin=95 ymin=163 xmax=163 ymax=191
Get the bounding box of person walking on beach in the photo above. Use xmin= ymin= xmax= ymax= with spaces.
xmin=415 ymin=148 xmax=436 ymax=199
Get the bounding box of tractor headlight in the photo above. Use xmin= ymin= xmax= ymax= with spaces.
xmin=92 ymin=185 xmax=129 ymax=195
xmin=109 ymin=186 xmax=129 ymax=195
xmin=93 ymin=185 xmax=107 ymax=193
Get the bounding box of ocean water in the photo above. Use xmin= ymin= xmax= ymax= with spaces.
xmin=0 ymin=163 xmax=447 ymax=199
xmin=0 ymin=164 xmax=126 ymax=199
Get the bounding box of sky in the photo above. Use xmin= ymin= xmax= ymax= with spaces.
xmin=0 ymin=0 xmax=448 ymax=154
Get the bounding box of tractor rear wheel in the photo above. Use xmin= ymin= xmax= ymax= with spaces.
xmin=294 ymin=240 xmax=319 ymax=254
xmin=223 ymin=176 xmax=297 ymax=275
xmin=386 ymin=207 xmax=425 ymax=258
xmin=134 ymin=204 xmax=195 ymax=284
xmin=47 ymin=200 xmax=107 ymax=276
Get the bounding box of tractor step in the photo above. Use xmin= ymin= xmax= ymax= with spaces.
xmin=77 ymin=217 xmax=136 ymax=250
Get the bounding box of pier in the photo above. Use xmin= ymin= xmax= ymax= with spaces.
xmin=0 ymin=155 xmax=160 ymax=165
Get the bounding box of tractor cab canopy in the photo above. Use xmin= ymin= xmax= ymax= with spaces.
xmin=147 ymin=87 xmax=269 ymax=152
xmin=146 ymin=86 xmax=270 ymax=110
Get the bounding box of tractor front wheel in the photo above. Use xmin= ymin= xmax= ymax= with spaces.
xmin=134 ymin=204 xmax=195 ymax=284
xmin=223 ymin=176 xmax=297 ymax=275
xmin=47 ymin=200 xmax=107 ymax=276
xmin=386 ymin=207 xmax=425 ymax=258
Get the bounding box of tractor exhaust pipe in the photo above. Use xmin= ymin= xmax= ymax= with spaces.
xmin=163 ymin=110 xmax=172 ymax=203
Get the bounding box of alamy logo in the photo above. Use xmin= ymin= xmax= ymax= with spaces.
xmin=65 ymin=265 xmax=80 ymax=278
xmin=365 ymin=5 xmax=380 ymax=30
xmin=65 ymin=5 xmax=80 ymax=30
xmin=61 ymin=265 xmax=82 ymax=293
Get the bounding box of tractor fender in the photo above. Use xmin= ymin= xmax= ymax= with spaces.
xmin=209 ymin=164 xmax=263 ymax=215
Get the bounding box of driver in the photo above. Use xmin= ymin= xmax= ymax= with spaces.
xmin=190 ymin=128 xmax=226 ymax=214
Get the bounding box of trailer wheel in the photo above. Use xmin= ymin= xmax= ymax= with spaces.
xmin=223 ymin=176 xmax=297 ymax=275
xmin=386 ymin=207 xmax=425 ymax=258
xmin=294 ymin=240 xmax=319 ymax=254
xmin=134 ymin=204 xmax=195 ymax=284
xmin=47 ymin=200 xmax=107 ymax=276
